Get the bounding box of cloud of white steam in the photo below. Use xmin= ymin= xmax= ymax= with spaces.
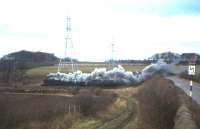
xmin=44 ymin=61 xmax=170 ymax=86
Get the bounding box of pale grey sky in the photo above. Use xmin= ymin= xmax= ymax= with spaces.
xmin=0 ymin=0 xmax=200 ymax=61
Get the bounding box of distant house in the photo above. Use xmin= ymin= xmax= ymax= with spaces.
xmin=148 ymin=52 xmax=181 ymax=64
xmin=180 ymin=53 xmax=200 ymax=64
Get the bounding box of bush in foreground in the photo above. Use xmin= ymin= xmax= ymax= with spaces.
xmin=137 ymin=76 xmax=179 ymax=129
xmin=76 ymin=89 xmax=117 ymax=116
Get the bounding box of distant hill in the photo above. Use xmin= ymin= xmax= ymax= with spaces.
xmin=149 ymin=52 xmax=200 ymax=64
xmin=0 ymin=50 xmax=59 ymax=69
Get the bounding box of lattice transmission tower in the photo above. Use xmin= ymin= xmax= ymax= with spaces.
xmin=58 ymin=16 xmax=77 ymax=73
xmin=109 ymin=37 xmax=116 ymax=68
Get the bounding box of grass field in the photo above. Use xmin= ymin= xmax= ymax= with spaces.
xmin=27 ymin=64 xmax=147 ymax=77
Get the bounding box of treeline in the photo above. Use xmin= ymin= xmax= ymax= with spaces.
xmin=0 ymin=59 xmax=26 ymax=85
xmin=107 ymin=52 xmax=200 ymax=65
xmin=106 ymin=59 xmax=156 ymax=64
xmin=110 ymin=59 xmax=200 ymax=65
xmin=0 ymin=50 xmax=59 ymax=85
xmin=149 ymin=52 xmax=200 ymax=65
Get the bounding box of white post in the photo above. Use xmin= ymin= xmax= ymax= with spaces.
xmin=188 ymin=61 xmax=195 ymax=97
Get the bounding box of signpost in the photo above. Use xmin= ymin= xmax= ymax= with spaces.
xmin=188 ymin=56 xmax=196 ymax=97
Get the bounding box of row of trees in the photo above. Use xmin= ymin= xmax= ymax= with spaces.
xmin=0 ymin=58 xmax=26 ymax=86
xmin=0 ymin=50 xmax=61 ymax=87
xmin=105 ymin=59 xmax=157 ymax=64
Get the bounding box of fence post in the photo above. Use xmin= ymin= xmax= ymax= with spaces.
xmin=69 ymin=104 xmax=71 ymax=114
xmin=74 ymin=104 xmax=76 ymax=114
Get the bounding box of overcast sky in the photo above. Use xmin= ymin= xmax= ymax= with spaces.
xmin=0 ymin=0 xmax=200 ymax=61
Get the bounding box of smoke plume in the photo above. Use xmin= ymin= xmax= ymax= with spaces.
xmin=44 ymin=61 xmax=170 ymax=86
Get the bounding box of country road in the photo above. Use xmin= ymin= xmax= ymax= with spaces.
xmin=167 ymin=76 xmax=200 ymax=104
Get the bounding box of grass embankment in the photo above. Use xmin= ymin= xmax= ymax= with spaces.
xmin=176 ymin=88 xmax=200 ymax=129
xmin=187 ymin=100 xmax=200 ymax=129
xmin=136 ymin=75 xmax=200 ymax=129
xmin=136 ymin=76 xmax=179 ymax=129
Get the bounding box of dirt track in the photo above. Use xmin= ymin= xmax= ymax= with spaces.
xmin=95 ymin=97 xmax=137 ymax=129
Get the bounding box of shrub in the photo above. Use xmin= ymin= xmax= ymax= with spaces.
xmin=78 ymin=94 xmax=95 ymax=116
xmin=76 ymin=89 xmax=117 ymax=116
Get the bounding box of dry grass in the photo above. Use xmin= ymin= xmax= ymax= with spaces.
xmin=0 ymin=93 xmax=76 ymax=129
xmin=0 ymin=88 xmax=117 ymax=129
xmin=76 ymin=89 xmax=117 ymax=116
